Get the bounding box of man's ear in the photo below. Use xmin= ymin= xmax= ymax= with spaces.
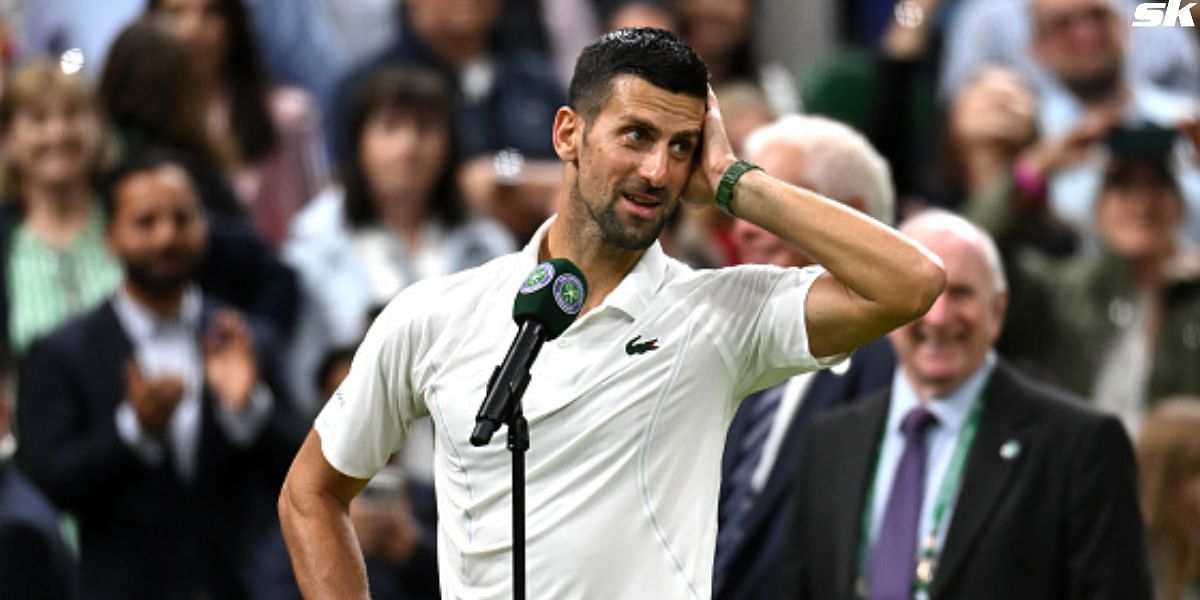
xmin=553 ymin=106 xmax=582 ymax=164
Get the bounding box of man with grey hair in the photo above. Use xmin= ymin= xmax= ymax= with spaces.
xmin=732 ymin=115 xmax=893 ymax=268
xmin=714 ymin=114 xmax=897 ymax=599
xmin=780 ymin=210 xmax=1151 ymax=600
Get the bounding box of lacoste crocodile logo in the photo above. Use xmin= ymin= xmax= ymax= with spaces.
xmin=625 ymin=335 xmax=659 ymax=355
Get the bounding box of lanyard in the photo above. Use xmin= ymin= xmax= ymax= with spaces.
xmin=853 ymin=384 xmax=987 ymax=599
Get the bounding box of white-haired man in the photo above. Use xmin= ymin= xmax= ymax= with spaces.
xmin=780 ymin=210 xmax=1151 ymax=600
xmin=714 ymin=114 xmax=899 ymax=599
xmin=731 ymin=115 xmax=894 ymax=268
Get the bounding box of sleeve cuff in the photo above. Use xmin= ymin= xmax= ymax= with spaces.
xmin=812 ymin=349 xmax=853 ymax=370
xmin=215 ymin=384 xmax=274 ymax=447
xmin=114 ymin=402 xmax=165 ymax=465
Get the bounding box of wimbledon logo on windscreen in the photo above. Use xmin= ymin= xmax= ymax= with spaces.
xmin=553 ymin=275 xmax=585 ymax=315
xmin=521 ymin=263 xmax=555 ymax=294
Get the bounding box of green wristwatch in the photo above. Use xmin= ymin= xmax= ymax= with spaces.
xmin=715 ymin=159 xmax=762 ymax=216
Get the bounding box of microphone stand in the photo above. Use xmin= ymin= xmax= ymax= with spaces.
xmin=508 ymin=405 xmax=529 ymax=600
xmin=481 ymin=362 xmax=532 ymax=600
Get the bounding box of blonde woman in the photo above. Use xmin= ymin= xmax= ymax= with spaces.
xmin=0 ymin=60 xmax=120 ymax=355
xmin=1139 ymin=399 xmax=1200 ymax=600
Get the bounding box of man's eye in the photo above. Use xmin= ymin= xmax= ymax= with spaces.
xmin=624 ymin=128 xmax=646 ymax=143
xmin=670 ymin=141 xmax=694 ymax=155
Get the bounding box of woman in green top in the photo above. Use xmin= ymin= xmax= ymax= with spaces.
xmin=0 ymin=60 xmax=122 ymax=354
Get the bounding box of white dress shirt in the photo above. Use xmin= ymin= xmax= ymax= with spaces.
xmin=868 ymin=351 xmax=997 ymax=593
xmin=112 ymin=286 xmax=273 ymax=482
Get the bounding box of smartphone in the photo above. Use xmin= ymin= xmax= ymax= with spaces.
xmin=1105 ymin=124 xmax=1177 ymax=160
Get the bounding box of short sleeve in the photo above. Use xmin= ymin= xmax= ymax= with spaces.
xmin=719 ymin=265 xmax=849 ymax=397
xmin=313 ymin=289 xmax=432 ymax=479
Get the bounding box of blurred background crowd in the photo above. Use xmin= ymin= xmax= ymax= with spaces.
xmin=0 ymin=0 xmax=1198 ymax=598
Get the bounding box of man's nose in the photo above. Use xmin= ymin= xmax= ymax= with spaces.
xmin=150 ymin=218 xmax=180 ymax=246
xmin=637 ymin=146 xmax=670 ymax=189
xmin=922 ymin=293 xmax=950 ymax=324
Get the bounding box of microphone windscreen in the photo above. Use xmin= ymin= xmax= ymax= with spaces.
xmin=512 ymin=258 xmax=588 ymax=340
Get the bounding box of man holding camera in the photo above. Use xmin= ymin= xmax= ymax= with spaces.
xmin=1014 ymin=0 xmax=1200 ymax=239
xmin=994 ymin=138 xmax=1200 ymax=432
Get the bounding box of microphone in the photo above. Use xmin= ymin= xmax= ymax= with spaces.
xmin=470 ymin=258 xmax=588 ymax=446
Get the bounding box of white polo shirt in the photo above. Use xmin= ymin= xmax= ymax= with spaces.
xmin=315 ymin=218 xmax=841 ymax=599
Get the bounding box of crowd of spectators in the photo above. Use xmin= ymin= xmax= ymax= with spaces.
xmin=0 ymin=0 xmax=1199 ymax=598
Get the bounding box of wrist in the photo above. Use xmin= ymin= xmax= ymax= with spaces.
xmin=1011 ymin=157 xmax=1047 ymax=210
xmin=714 ymin=159 xmax=763 ymax=216
xmin=1019 ymin=143 xmax=1060 ymax=179
xmin=707 ymin=156 xmax=738 ymax=190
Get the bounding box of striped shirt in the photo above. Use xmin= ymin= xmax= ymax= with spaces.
xmin=7 ymin=214 xmax=122 ymax=353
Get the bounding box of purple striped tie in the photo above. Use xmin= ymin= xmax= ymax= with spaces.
xmin=868 ymin=406 xmax=938 ymax=600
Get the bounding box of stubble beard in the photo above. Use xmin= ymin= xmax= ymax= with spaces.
xmin=122 ymin=254 xmax=198 ymax=299
xmin=1063 ymin=60 xmax=1122 ymax=104
xmin=572 ymin=180 xmax=673 ymax=251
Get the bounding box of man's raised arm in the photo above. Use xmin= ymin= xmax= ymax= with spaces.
xmin=687 ymin=89 xmax=946 ymax=358
xmin=278 ymin=430 xmax=372 ymax=599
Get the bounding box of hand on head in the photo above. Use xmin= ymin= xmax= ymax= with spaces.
xmin=683 ymin=86 xmax=738 ymax=208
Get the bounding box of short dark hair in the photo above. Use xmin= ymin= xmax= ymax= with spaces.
xmin=568 ymin=27 xmax=708 ymax=121
xmin=101 ymin=148 xmax=199 ymax=220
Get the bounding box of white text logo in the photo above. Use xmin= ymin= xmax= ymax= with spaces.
xmin=1132 ymin=0 xmax=1197 ymax=26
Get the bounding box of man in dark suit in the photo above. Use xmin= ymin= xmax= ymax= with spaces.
xmin=16 ymin=151 xmax=304 ymax=599
xmin=714 ymin=115 xmax=897 ymax=600
xmin=0 ymin=348 xmax=78 ymax=600
xmin=780 ymin=210 xmax=1152 ymax=599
